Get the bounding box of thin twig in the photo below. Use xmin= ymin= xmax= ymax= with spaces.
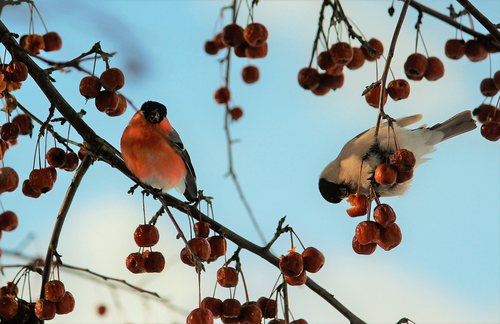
xmin=40 ymin=153 xmax=93 ymax=300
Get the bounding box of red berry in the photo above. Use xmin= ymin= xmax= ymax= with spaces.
xmin=465 ymin=39 xmax=489 ymax=62
xmin=361 ymin=38 xmax=384 ymax=61
xmin=346 ymin=47 xmax=366 ymax=70
xmin=424 ymin=57 xmax=445 ymax=81
xmin=106 ymin=94 xmax=128 ymax=117
xmin=298 ymin=67 xmax=320 ymax=90
xmin=201 ymin=297 xmax=223 ymax=319
xmin=12 ymin=114 xmax=32 ymax=136
xmin=43 ymin=32 xmax=62 ymax=52
xmin=23 ymin=34 xmax=45 ymax=54
xmin=302 ymin=247 xmax=325 ymax=273
xmin=257 ymin=297 xmax=277 ymax=319
xmin=134 ymin=224 xmax=160 ymax=247
xmin=245 ymin=42 xmax=268 ymax=59
xmin=391 ymin=149 xmax=416 ymax=171
xmin=480 ymin=78 xmax=499 ymax=97
xmin=445 ymin=39 xmax=465 ymax=60
xmin=214 ymin=87 xmax=231 ymax=104
xmin=377 ymin=223 xmax=402 ymax=251
xmin=97 ymin=304 xmax=106 ymax=315
xmin=291 ymin=319 xmax=309 ymax=324
xmin=208 ymin=235 xmax=227 ymax=262
xmin=217 ymin=267 xmax=239 ymax=288
xmin=6 ymin=61 xmax=28 ymax=82
xmin=213 ymin=33 xmax=226 ymax=50
xmin=0 ymin=296 xmax=18 ymax=320
xmin=346 ymin=194 xmax=369 ymax=217
xmin=46 ymin=147 xmax=67 ymax=168
xmin=194 ymin=221 xmax=210 ymax=238
xmin=0 ymin=211 xmax=18 ymax=231
xmin=493 ymin=70 xmax=500 ymax=90
xmin=55 ymin=291 xmax=75 ymax=315
xmin=317 ymin=51 xmax=335 ymax=71
xmin=45 ymin=280 xmax=65 ymax=302
xmin=187 ymin=308 xmax=214 ymax=324
xmin=473 ymin=104 xmax=499 ymax=123
xmin=481 ymin=121 xmax=500 ymax=141
xmin=230 ymin=107 xmax=244 ymax=121
xmin=352 ymin=236 xmax=377 ymax=255
xmin=404 ymin=53 xmax=428 ymax=80
xmin=222 ymin=298 xmax=241 ymax=318
xmin=204 ymin=41 xmax=219 ymax=55
xmin=100 ymin=67 xmax=125 ymax=92
xmin=35 ymin=299 xmax=56 ymax=320
xmin=365 ymin=85 xmax=388 ymax=108
xmin=355 ymin=221 xmax=381 ymax=245
xmin=373 ymin=204 xmax=397 ymax=228
xmin=329 ymin=42 xmax=353 ymax=65
xmin=279 ymin=251 xmax=304 ymax=277
xmin=180 ymin=247 xmax=195 ymax=267
xmin=387 ymin=79 xmax=410 ymax=101
xmin=374 ymin=164 xmax=398 ymax=185
xmin=125 ymin=252 xmax=146 ymax=274
xmin=396 ymin=168 xmax=414 ymax=183
xmin=1 ymin=122 xmax=20 ymax=141
xmin=144 ymin=250 xmax=165 ymax=273
xmin=79 ymin=76 xmax=102 ymax=99
xmin=186 ymin=237 xmax=211 ymax=262
xmin=0 ymin=167 xmax=19 ymax=194
xmin=95 ymin=90 xmax=120 ymax=113
xmin=222 ymin=24 xmax=245 ymax=47
xmin=62 ymin=152 xmax=79 ymax=172
xmin=234 ymin=42 xmax=248 ymax=58
xmin=238 ymin=303 xmax=262 ymax=324
xmin=22 ymin=179 xmax=41 ymax=198
xmin=242 ymin=65 xmax=260 ymax=84
xmin=243 ymin=23 xmax=268 ymax=47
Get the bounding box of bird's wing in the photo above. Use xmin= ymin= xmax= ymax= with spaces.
xmin=395 ymin=114 xmax=423 ymax=128
xmin=169 ymin=128 xmax=198 ymax=202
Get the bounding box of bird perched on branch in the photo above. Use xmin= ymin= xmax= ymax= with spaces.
xmin=319 ymin=111 xmax=477 ymax=204
xmin=121 ymin=101 xmax=197 ymax=202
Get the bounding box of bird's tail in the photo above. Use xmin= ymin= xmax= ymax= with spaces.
xmin=429 ymin=110 xmax=477 ymax=142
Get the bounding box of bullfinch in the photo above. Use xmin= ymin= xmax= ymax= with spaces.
xmin=120 ymin=101 xmax=197 ymax=202
xmin=319 ymin=111 xmax=477 ymax=204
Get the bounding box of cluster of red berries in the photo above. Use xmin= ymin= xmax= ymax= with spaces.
xmin=180 ymin=221 xmax=227 ymax=267
xmin=22 ymin=147 xmax=79 ymax=199
xmin=473 ymin=103 xmax=500 ymax=142
xmin=125 ymin=224 xmax=165 ymax=273
xmin=346 ymin=148 xmax=416 ymax=254
xmin=298 ymin=38 xmax=384 ymax=96
xmin=404 ymin=53 xmax=445 ymax=82
xmin=0 ymin=280 xmax=75 ymax=321
xmin=20 ymin=32 xmax=62 ymax=54
xmin=279 ymin=246 xmax=325 ymax=286
xmin=444 ymin=38 xmax=498 ymax=62
xmin=35 ymin=280 xmax=75 ymax=320
xmin=190 ymin=295 xmax=284 ymax=324
xmin=79 ymin=67 xmax=127 ymax=117
xmin=208 ymin=22 xmax=269 ymax=122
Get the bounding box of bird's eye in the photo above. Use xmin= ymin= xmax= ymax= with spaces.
xmin=319 ymin=178 xmax=348 ymax=204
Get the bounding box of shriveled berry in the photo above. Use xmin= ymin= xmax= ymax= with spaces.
xmin=330 ymin=42 xmax=353 ymax=65
xmin=12 ymin=114 xmax=32 ymax=136
xmin=0 ymin=167 xmax=19 ymax=194
xmin=186 ymin=237 xmax=211 ymax=262
xmin=43 ymin=32 xmax=63 ymax=52
xmin=242 ymin=65 xmax=260 ymax=84
xmin=355 ymin=221 xmax=381 ymax=245
xmin=317 ymin=51 xmax=335 ymax=70
xmin=0 ymin=296 xmax=18 ymax=320
xmin=445 ymin=39 xmax=465 ymax=60
xmin=125 ymin=252 xmax=146 ymax=273
xmin=187 ymin=307 xmax=214 ymax=324
xmin=22 ymin=179 xmax=41 ymax=198
xmin=29 ymin=167 xmax=57 ymax=194
xmin=208 ymin=235 xmax=227 ymax=262
xmin=346 ymin=194 xmax=369 ymax=217
xmin=106 ymin=93 xmax=128 ymax=117
xmin=222 ymin=24 xmax=245 ymax=47
xmin=214 ymin=87 xmax=231 ymax=104
xmin=35 ymin=299 xmax=56 ymax=320
xmin=100 ymin=67 xmax=125 ymax=92
xmin=361 ymin=38 xmax=384 ymax=61
xmin=204 ymin=40 xmax=219 ymax=55
xmin=346 ymin=47 xmax=366 ymax=70
xmin=279 ymin=251 xmax=304 ymax=277
xmin=222 ymin=298 xmax=241 ymax=318
xmin=365 ymin=85 xmax=388 ymax=108
xmin=404 ymin=53 xmax=428 ymax=80
xmin=373 ymin=204 xmax=396 ymax=228
xmin=302 ymin=247 xmax=325 ymax=273
xmin=387 ymin=79 xmax=410 ymax=100
xmin=377 ymin=223 xmax=402 ymax=251
xmin=202 ymin=297 xmax=222 ymax=319
xmin=62 ymin=152 xmax=79 ymax=172
xmin=243 ymin=23 xmax=268 ymax=47
xmin=481 ymin=121 xmax=500 ymax=141
xmin=465 ymin=39 xmax=488 ymax=62
xmin=480 ymin=78 xmax=499 ymax=97
xmin=284 ymin=270 xmax=307 ymax=286
xmin=230 ymin=107 xmax=244 ymax=121
xmin=95 ymin=90 xmax=119 ymax=113
xmin=79 ymin=76 xmax=102 ymax=99
xmin=1 ymin=122 xmax=20 ymax=141
xmin=245 ymin=42 xmax=268 ymax=58
xmin=194 ymin=221 xmax=210 ymax=238
xmin=238 ymin=303 xmax=262 ymax=324
xmin=424 ymin=57 xmax=445 ymax=81
xmin=298 ymin=67 xmax=320 ymax=90
xmin=143 ymin=250 xmax=165 ymax=273
xmin=391 ymin=149 xmax=416 ymax=171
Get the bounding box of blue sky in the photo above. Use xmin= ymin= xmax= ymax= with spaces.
xmin=0 ymin=1 xmax=499 ymax=323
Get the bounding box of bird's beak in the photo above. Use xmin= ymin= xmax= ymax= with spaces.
xmin=339 ymin=187 xmax=349 ymax=199
xmin=147 ymin=110 xmax=161 ymax=124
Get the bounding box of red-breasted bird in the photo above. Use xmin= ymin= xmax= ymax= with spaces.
xmin=121 ymin=101 xmax=197 ymax=201
xmin=319 ymin=111 xmax=477 ymax=204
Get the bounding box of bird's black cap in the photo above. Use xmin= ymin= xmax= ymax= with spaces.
xmin=141 ymin=101 xmax=167 ymax=124
xmin=319 ymin=178 xmax=349 ymax=204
